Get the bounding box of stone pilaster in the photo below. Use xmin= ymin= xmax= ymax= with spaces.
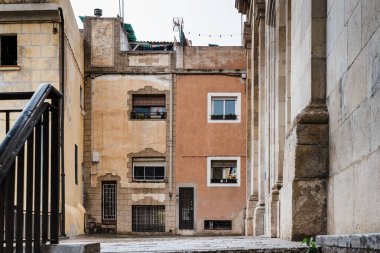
xmin=280 ymin=102 xmax=329 ymax=240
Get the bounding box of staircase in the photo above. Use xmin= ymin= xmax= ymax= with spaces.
xmin=0 ymin=84 xmax=62 ymax=253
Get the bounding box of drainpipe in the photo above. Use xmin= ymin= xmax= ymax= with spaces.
xmin=58 ymin=7 xmax=66 ymax=237
xmin=169 ymin=74 xmax=174 ymax=198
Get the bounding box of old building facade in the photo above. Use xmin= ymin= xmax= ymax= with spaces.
xmin=0 ymin=0 xmax=85 ymax=236
xmin=1 ymin=0 xmax=379 ymax=247
xmin=236 ymin=0 xmax=380 ymax=243
xmin=81 ymin=15 xmax=247 ymax=234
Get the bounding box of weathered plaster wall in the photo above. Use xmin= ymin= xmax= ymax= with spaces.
xmin=183 ymin=46 xmax=246 ymax=70
xmin=326 ymin=0 xmax=380 ymax=234
xmin=90 ymin=74 xmax=169 ymax=187
xmin=175 ymin=75 xmax=246 ymax=235
xmin=128 ymin=54 xmax=170 ymax=67
xmin=56 ymin=0 xmax=86 ymax=236
xmin=86 ymin=74 xmax=176 ymax=233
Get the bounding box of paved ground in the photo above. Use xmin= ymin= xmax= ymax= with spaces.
xmin=62 ymin=236 xmax=307 ymax=253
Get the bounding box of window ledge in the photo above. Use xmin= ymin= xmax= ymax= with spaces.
xmin=0 ymin=66 xmax=20 ymax=71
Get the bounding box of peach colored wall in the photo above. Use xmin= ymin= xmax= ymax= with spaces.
xmin=183 ymin=46 xmax=246 ymax=70
xmin=176 ymin=75 xmax=246 ymax=234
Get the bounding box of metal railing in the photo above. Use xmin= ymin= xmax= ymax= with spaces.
xmin=130 ymin=111 xmax=167 ymax=120
xmin=0 ymin=83 xmax=62 ymax=253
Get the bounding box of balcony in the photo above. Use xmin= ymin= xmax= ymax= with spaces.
xmin=130 ymin=111 xmax=167 ymax=120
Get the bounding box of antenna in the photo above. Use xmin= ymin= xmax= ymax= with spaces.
xmin=119 ymin=0 xmax=125 ymax=21
xmin=173 ymin=17 xmax=185 ymax=46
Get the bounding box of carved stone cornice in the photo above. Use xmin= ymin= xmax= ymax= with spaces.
xmin=254 ymin=0 xmax=265 ymax=23
xmin=266 ymin=0 xmax=276 ymax=26
xmin=243 ymin=21 xmax=252 ymax=48
xmin=235 ymin=0 xmax=250 ymax=15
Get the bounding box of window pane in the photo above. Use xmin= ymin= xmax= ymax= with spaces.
xmin=149 ymin=107 xmax=166 ymax=113
xmin=225 ymin=100 xmax=236 ymax=115
xmin=212 ymin=100 xmax=224 ymax=115
xmin=134 ymin=107 xmax=149 ymax=113
xmin=134 ymin=166 xmax=145 ymax=180
xmin=211 ymin=167 xmax=223 ymax=180
xmin=155 ymin=166 xmax=165 ymax=180
xmin=145 ymin=166 xmax=155 ymax=180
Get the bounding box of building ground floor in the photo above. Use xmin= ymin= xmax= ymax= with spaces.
xmin=84 ymin=177 xmax=245 ymax=235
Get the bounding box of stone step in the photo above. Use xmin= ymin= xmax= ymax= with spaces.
xmin=58 ymin=236 xmax=307 ymax=253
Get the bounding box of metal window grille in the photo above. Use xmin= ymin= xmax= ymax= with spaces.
xmin=204 ymin=220 xmax=232 ymax=230
xmin=132 ymin=205 xmax=165 ymax=232
xmin=102 ymin=182 xmax=116 ymax=221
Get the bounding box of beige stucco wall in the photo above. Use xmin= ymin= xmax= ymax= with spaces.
xmin=0 ymin=0 xmax=85 ymax=236
xmin=90 ymin=74 xmax=170 ymax=187
xmin=326 ymin=0 xmax=380 ymax=234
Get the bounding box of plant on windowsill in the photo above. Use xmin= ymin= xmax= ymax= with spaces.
xmin=211 ymin=114 xmax=224 ymax=120
xmin=224 ymin=114 xmax=237 ymax=120
xmin=302 ymin=237 xmax=318 ymax=253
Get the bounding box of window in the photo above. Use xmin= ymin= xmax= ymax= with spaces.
xmin=207 ymin=93 xmax=241 ymax=123
xmin=210 ymin=160 xmax=237 ymax=183
xmin=0 ymin=35 xmax=17 ymax=66
xmin=211 ymin=98 xmax=236 ymax=120
xmin=132 ymin=205 xmax=165 ymax=232
xmin=131 ymin=94 xmax=166 ymax=120
xmin=204 ymin=220 xmax=232 ymax=230
xmin=102 ymin=181 xmax=117 ymax=224
xmin=207 ymin=157 xmax=240 ymax=187
xmin=75 ymin=144 xmax=78 ymax=185
xmin=133 ymin=158 xmax=165 ymax=181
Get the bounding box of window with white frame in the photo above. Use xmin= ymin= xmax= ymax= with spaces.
xmin=132 ymin=158 xmax=165 ymax=182
xmin=207 ymin=157 xmax=240 ymax=187
xmin=207 ymin=93 xmax=241 ymax=123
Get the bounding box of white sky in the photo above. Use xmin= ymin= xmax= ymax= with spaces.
xmin=70 ymin=0 xmax=243 ymax=46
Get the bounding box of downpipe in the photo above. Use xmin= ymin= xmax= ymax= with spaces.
xmin=58 ymin=7 xmax=66 ymax=238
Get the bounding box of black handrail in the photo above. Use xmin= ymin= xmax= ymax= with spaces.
xmin=0 ymin=83 xmax=62 ymax=253
xmin=0 ymin=83 xmax=61 ymax=184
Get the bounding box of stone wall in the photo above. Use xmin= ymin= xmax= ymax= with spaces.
xmin=326 ymin=0 xmax=380 ymax=234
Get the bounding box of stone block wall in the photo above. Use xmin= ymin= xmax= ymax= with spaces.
xmin=326 ymin=0 xmax=380 ymax=234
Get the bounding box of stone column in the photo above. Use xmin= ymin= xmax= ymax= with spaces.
xmin=253 ymin=0 xmax=266 ymax=236
xmin=280 ymin=0 xmax=328 ymax=241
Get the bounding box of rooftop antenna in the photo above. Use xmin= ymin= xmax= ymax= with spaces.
xmin=119 ymin=0 xmax=125 ymax=21
xmin=173 ymin=17 xmax=185 ymax=46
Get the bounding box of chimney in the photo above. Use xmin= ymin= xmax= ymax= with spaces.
xmin=94 ymin=8 xmax=102 ymax=17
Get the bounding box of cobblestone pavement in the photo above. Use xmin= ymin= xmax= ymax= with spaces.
xmin=63 ymin=236 xmax=307 ymax=253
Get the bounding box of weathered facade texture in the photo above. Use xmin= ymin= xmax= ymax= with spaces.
xmin=0 ymin=0 xmax=85 ymax=236
xmin=81 ymin=15 xmax=247 ymax=235
xmin=175 ymin=47 xmax=247 ymax=234
xmin=236 ymin=0 xmax=380 ymax=246
xmin=1 ymin=0 xmax=379 ymax=246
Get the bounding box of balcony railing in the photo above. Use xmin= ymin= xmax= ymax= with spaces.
xmin=210 ymin=114 xmax=237 ymax=120
xmin=210 ymin=178 xmax=237 ymax=183
xmin=130 ymin=111 xmax=167 ymax=120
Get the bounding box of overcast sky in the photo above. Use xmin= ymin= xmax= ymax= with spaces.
xmin=70 ymin=0 xmax=243 ymax=46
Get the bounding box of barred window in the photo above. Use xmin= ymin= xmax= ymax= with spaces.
xmin=132 ymin=205 xmax=165 ymax=232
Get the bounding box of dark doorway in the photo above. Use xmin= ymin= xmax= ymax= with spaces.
xmin=179 ymin=187 xmax=194 ymax=229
